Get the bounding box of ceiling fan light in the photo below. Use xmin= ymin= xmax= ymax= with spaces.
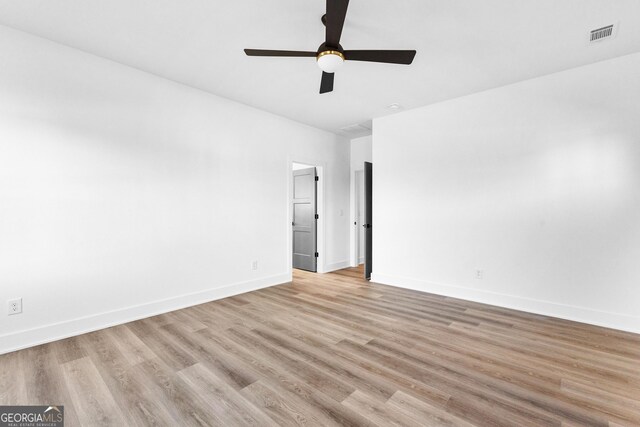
xmin=317 ymin=50 xmax=344 ymax=73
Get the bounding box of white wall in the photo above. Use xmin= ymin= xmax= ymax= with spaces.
xmin=0 ymin=25 xmax=350 ymax=354
xmin=349 ymin=136 xmax=372 ymax=266
xmin=350 ymin=135 xmax=372 ymax=172
xmin=373 ymin=53 xmax=640 ymax=333
xmin=292 ymin=162 xmax=314 ymax=170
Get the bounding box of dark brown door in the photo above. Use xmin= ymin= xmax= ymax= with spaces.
xmin=364 ymin=162 xmax=372 ymax=280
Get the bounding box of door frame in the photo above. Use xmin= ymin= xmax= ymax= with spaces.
xmin=287 ymin=157 xmax=326 ymax=278
xmin=350 ymin=169 xmax=365 ymax=267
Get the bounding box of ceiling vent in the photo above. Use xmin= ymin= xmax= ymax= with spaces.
xmin=589 ymin=24 xmax=615 ymax=43
xmin=338 ymin=121 xmax=372 ymax=138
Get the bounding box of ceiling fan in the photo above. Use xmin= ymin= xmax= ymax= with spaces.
xmin=244 ymin=0 xmax=417 ymax=94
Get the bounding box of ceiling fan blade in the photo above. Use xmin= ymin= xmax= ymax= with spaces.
xmin=344 ymin=50 xmax=416 ymax=64
xmin=244 ymin=49 xmax=317 ymax=57
xmin=320 ymin=72 xmax=335 ymax=94
xmin=325 ymin=0 xmax=350 ymax=47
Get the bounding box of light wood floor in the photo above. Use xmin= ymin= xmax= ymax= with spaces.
xmin=2 ymin=266 xmax=640 ymax=426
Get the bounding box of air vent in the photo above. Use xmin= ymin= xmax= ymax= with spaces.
xmin=590 ymin=25 xmax=615 ymax=43
xmin=338 ymin=121 xmax=372 ymax=138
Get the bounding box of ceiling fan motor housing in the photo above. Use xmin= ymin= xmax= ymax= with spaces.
xmin=317 ymin=42 xmax=343 ymax=55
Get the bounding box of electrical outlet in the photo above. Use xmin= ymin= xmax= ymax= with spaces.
xmin=251 ymin=261 xmax=258 ymax=270
xmin=476 ymin=270 xmax=484 ymax=280
xmin=8 ymin=298 xmax=22 ymax=315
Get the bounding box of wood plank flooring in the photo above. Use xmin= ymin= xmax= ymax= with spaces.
xmin=2 ymin=266 xmax=640 ymax=426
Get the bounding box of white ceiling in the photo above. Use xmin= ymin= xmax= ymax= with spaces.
xmin=1 ymin=1 xmax=640 ymax=135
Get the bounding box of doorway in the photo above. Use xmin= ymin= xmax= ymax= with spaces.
xmin=291 ymin=161 xmax=323 ymax=273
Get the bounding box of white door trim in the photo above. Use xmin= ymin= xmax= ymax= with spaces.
xmin=350 ymin=169 xmax=364 ymax=267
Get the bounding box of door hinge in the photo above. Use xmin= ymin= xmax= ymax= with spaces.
xmin=315 ymin=214 xmax=319 ymax=219
xmin=315 ymin=252 xmax=319 ymax=258
xmin=315 ymin=176 xmax=319 ymax=181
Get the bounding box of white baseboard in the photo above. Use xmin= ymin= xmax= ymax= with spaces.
xmin=358 ymin=257 xmax=365 ymax=265
xmin=371 ymin=273 xmax=640 ymax=334
xmin=0 ymin=273 xmax=290 ymax=355
xmin=324 ymin=260 xmax=351 ymax=273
